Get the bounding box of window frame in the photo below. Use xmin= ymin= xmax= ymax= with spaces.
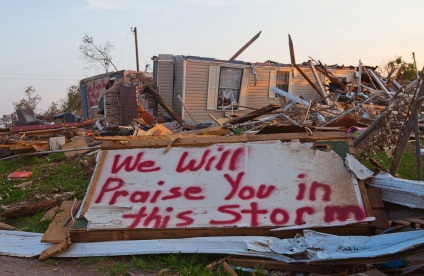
xmin=217 ymin=66 xmax=244 ymax=110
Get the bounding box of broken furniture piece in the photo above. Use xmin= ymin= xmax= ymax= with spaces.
xmin=15 ymin=108 xmax=47 ymax=126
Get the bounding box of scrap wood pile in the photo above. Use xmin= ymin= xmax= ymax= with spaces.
xmin=0 ymin=119 xmax=101 ymax=160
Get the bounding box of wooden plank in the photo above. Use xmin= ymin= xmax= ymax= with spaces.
xmin=366 ymin=187 xmax=390 ymax=233
xmin=226 ymin=104 xmax=281 ymax=125
xmin=366 ymin=187 xmax=386 ymax=208
xmin=228 ymin=258 xmax=325 ymax=273
xmin=39 ymin=239 xmax=70 ymax=260
xmin=1 ymin=198 xmax=58 ymax=218
xmin=69 ymin=223 xmax=371 ymax=242
xmin=41 ymin=200 xmax=81 ymax=243
xmin=358 ymin=180 xmax=373 ymax=218
xmin=0 ymin=222 xmax=16 ymax=230
xmin=222 ymin=261 xmax=237 ymax=276
xmin=79 ymin=151 xmax=108 ymax=217
xmin=101 ymin=131 xmax=347 ymax=149
xmin=9 ymin=120 xmax=95 ymax=133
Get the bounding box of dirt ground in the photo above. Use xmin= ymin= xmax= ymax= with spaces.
xmin=0 ymin=256 xmax=106 ymax=275
xmin=0 ymin=255 xmax=161 ymax=276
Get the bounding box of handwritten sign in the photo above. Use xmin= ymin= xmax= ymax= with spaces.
xmin=83 ymin=141 xmax=366 ymax=229
xmin=85 ymin=76 xmax=108 ymax=118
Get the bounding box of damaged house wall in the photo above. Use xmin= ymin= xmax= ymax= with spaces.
xmin=80 ymin=70 xmax=139 ymax=128
xmin=153 ymin=55 xmax=358 ymax=122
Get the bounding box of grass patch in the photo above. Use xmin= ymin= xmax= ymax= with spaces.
xmin=359 ymin=143 xmax=423 ymax=180
xmin=0 ymin=153 xmax=95 ymax=232
xmin=131 ymin=254 xmax=228 ymax=276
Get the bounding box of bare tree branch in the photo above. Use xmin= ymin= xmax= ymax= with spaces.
xmin=79 ymin=34 xmax=118 ymax=73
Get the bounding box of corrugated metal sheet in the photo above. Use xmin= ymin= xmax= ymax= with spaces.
xmin=369 ymin=172 xmax=424 ymax=208
xmin=3 ymin=229 xmax=424 ymax=263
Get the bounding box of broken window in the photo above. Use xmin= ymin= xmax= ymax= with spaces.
xmin=276 ymin=71 xmax=290 ymax=94
xmin=217 ymin=67 xmax=243 ymax=109
xmin=269 ymin=69 xmax=294 ymax=98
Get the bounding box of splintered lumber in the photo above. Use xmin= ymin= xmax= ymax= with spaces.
xmin=315 ymin=61 xmax=348 ymax=91
xmin=226 ymin=104 xmax=281 ymax=125
xmin=288 ymin=35 xmax=325 ymax=99
xmin=1 ymin=199 xmax=59 ymax=218
xmin=136 ymin=73 xmax=183 ymax=125
xmin=321 ymin=92 xmax=384 ymax=127
xmin=42 ymin=200 xmax=82 ymax=243
xmin=183 ymin=126 xmax=229 ymax=136
xmin=0 ymin=222 xmax=16 ymax=230
xmin=9 ymin=120 xmax=95 ymax=134
xmin=39 ymin=239 xmax=70 ymax=260
xmin=309 ymin=60 xmax=330 ymax=104
xmin=222 ymin=261 xmax=238 ymax=276
xmin=101 ymin=131 xmax=347 ymax=149
xmin=229 ymin=31 xmax=261 ymax=61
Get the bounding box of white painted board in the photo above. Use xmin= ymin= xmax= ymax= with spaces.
xmin=84 ymin=141 xmax=366 ymax=230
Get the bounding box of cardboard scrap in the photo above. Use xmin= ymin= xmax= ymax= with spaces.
xmin=61 ymin=137 xmax=89 ymax=157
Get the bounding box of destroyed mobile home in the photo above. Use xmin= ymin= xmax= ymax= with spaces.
xmin=1 ymin=35 xmax=424 ymax=274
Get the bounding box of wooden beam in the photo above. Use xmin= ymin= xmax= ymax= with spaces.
xmin=229 ymin=31 xmax=261 ymax=61
xmin=137 ymin=73 xmax=183 ymax=125
xmin=288 ymin=35 xmax=326 ymax=99
xmin=308 ymin=60 xmax=328 ymax=99
xmin=226 ymin=104 xmax=281 ymax=125
xmin=101 ymin=131 xmax=347 ymax=149
xmin=69 ymin=222 xmax=370 ymax=242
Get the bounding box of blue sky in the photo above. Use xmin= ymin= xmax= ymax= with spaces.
xmin=1 ymin=0 xmax=423 ymax=116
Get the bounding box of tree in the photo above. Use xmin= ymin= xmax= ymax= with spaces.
xmin=42 ymin=101 xmax=61 ymax=122
xmin=0 ymin=113 xmax=16 ymax=128
xmin=61 ymin=84 xmax=82 ymax=115
xmin=381 ymin=56 xmax=417 ymax=83
xmin=13 ymin=86 xmax=41 ymax=112
xmin=79 ymin=34 xmax=118 ymax=73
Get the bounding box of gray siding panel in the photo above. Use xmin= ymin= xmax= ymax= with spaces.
xmin=173 ymin=59 xmax=184 ymax=116
xmin=157 ymin=61 xmax=174 ymax=116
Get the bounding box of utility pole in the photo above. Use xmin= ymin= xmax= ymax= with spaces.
xmin=131 ymin=27 xmax=140 ymax=72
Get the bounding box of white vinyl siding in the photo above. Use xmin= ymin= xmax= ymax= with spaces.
xmin=156 ymin=60 xmax=174 ymax=116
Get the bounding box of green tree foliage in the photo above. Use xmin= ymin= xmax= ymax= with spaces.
xmin=13 ymin=86 xmax=42 ymax=112
xmin=384 ymin=56 xmax=417 ymax=82
xmin=60 ymin=84 xmax=82 ymax=115
xmin=43 ymin=101 xmax=61 ymax=122
xmin=0 ymin=113 xmax=16 ymax=128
